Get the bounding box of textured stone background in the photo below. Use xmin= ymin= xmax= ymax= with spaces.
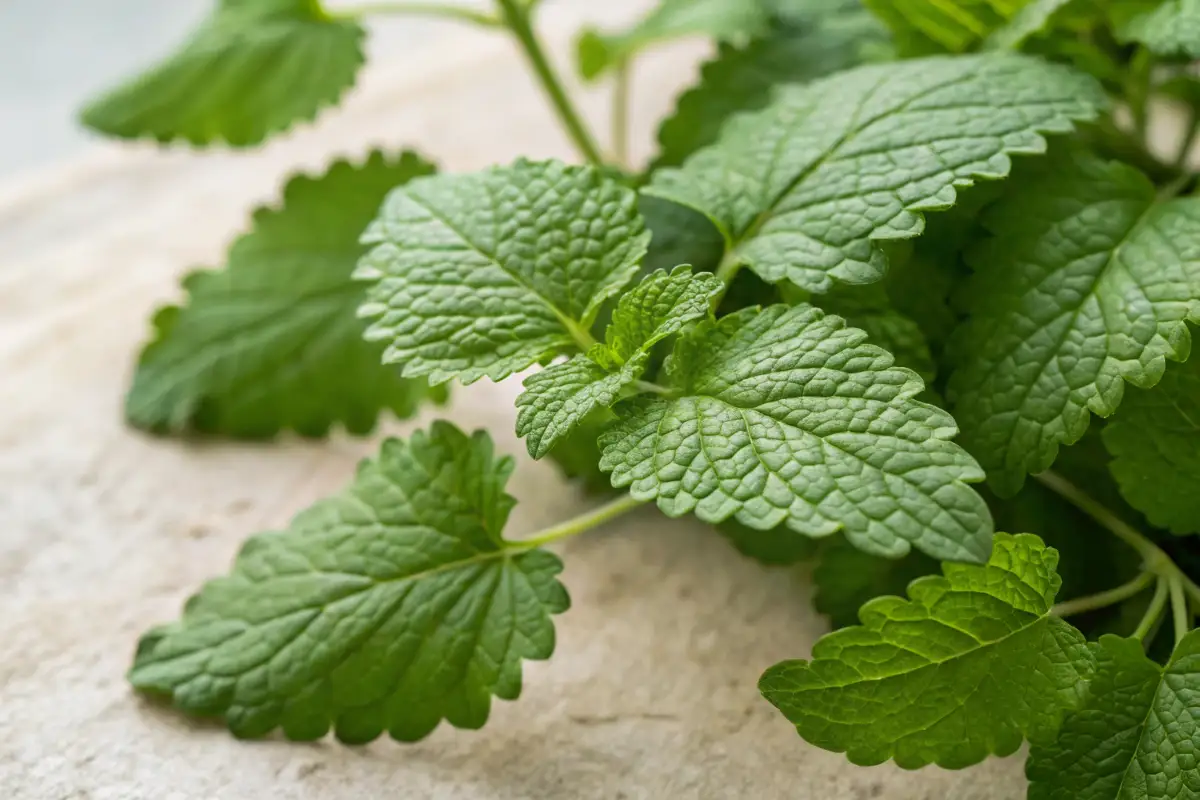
xmin=0 ymin=2 xmax=1028 ymax=797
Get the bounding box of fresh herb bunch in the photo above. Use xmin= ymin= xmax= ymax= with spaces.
xmin=85 ymin=0 xmax=1200 ymax=795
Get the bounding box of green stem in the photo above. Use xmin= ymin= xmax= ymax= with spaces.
xmin=1053 ymin=570 xmax=1156 ymax=618
xmin=1129 ymin=48 xmax=1155 ymax=143
xmin=494 ymin=0 xmax=605 ymax=165
xmin=1170 ymin=575 xmax=1192 ymax=646
xmin=1175 ymin=105 xmax=1200 ymax=168
xmin=1036 ymin=470 xmax=1200 ymax=609
xmin=1158 ymin=171 xmax=1192 ymax=202
xmin=611 ymin=60 xmax=632 ymax=168
xmin=632 ymin=379 xmax=674 ymax=396
xmin=337 ymin=2 xmax=502 ymax=26
xmin=513 ymin=495 xmax=644 ymax=548
xmin=1134 ymin=578 xmax=1170 ymax=642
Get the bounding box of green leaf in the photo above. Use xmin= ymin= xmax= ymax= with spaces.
xmin=1027 ymin=632 xmax=1200 ymax=799
xmin=600 ymin=264 xmax=724 ymax=363
xmin=515 ymin=266 xmax=722 ymax=458
xmin=717 ymin=519 xmax=818 ymax=565
xmin=1112 ymin=0 xmax=1200 ymax=58
xmin=80 ymin=0 xmax=363 ymax=146
xmin=640 ymin=195 xmax=726 ymax=275
xmin=948 ymin=149 xmax=1200 ymax=496
xmin=645 ymin=54 xmax=1104 ymax=295
xmin=128 ymin=421 xmax=569 ymax=743
xmin=576 ymin=0 xmax=771 ymax=81
xmin=652 ymin=4 xmax=888 ymax=169
xmin=1103 ymin=353 xmax=1200 ymax=535
xmin=864 ymin=0 xmax=1041 ymax=53
xmin=984 ymin=0 xmax=1074 ymax=50
xmin=356 ymin=159 xmax=649 ymax=385
xmin=760 ymin=532 xmax=1094 ymax=769
xmin=812 ymin=536 xmax=939 ymax=629
xmin=599 ymin=303 xmax=993 ymax=562
xmin=126 ymin=151 xmax=441 ymax=438
xmin=516 ymin=354 xmax=648 ymax=460
xmin=818 ymin=283 xmax=937 ymax=382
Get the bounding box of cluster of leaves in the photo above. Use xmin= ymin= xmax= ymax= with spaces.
xmin=85 ymin=0 xmax=1200 ymax=795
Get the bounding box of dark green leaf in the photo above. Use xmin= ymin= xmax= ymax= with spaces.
xmin=129 ymin=422 xmax=568 ymax=743
xmin=126 ymin=151 xmax=441 ymax=438
xmin=81 ymin=0 xmax=364 ymax=146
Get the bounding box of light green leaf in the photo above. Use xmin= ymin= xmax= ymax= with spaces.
xmin=80 ymin=0 xmax=363 ymax=146
xmin=1027 ymin=632 xmax=1200 ymax=799
xmin=1103 ymin=354 xmax=1200 ymax=535
xmin=645 ymin=54 xmax=1104 ymax=295
xmin=599 ymin=303 xmax=993 ymax=562
xmin=812 ymin=536 xmax=939 ymax=629
xmin=760 ymin=533 xmax=1094 ymax=769
xmin=126 ymin=151 xmax=441 ymax=438
xmin=576 ymin=0 xmax=771 ymax=81
xmin=948 ymin=150 xmax=1200 ymax=496
xmin=516 ymin=266 xmax=722 ymax=459
xmin=984 ymin=0 xmax=1074 ymax=50
xmin=600 ymin=264 xmax=724 ymax=363
xmin=516 ymin=353 xmax=648 ymax=460
xmin=1112 ymin=0 xmax=1200 ymax=58
xmin=129 ymin=421 xmax=569 ymax=743
xmin=355 ymin=160 xmax=649 ymax=385
xmin=653 ymin=3 xmax=888 ymax=169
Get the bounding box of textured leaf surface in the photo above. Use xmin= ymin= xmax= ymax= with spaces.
xmin=653 ymin=3 xmax=887 ymax=169
xmin=81 ymin=0 xmax=363 ymax=146
xmin=1103 ymin=355 xmax=1200 ymax=535
xmin=599 ymin=303 xmax=992 ymax=562
xmin=646 ymin=54 xmax=1103 ymax=294
xmin=949 ymin=150 xmax=1200 ymax=496
xmin=1027 ymin=632 xmax=1200 ymax=799
xmin=812 ymin=536 xmax=939 ymax=629
xmin=516 ymin=354 xmax=647 ymax=460
xmin=1113 ymin=0 xmax=1200 ymax=58
xmin=129 ymin=422 xmax=568 ymax=743
xmin=516 ymin=266 xmax=721 ymax=458
xmin=600 ymin=265 xmax=723 ymax=363
xmin=356 ymin=160 xmax=648 ymax=385
xmin=126 ymin=151 xmax=439 ymax=438
xmin=576 ymin=0 xmax=770 ymax=80
xmin=760 ymin=533 xmax=1094 ymax=769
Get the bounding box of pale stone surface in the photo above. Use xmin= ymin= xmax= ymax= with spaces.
xmin=0 ymin=5 xmax=1028 ymax=797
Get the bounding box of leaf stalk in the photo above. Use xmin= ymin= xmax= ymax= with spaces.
xmin=337 ymin=2 xmax=503 ymax=27
xmin=1037 ymin=470 xmax=1200 ymax=634
xmin=1052 ymin=570 xmax=1156 ymax=618
xmin=512 ymin=494 xmax=644 ymax=548
xmin=1133 ymin=578 xmax=1170 ymax=642
xmin=494 ymin=0 xmax=605 ymax=166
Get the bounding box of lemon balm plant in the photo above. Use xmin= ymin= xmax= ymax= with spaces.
xmin=84 ymin=0 xmax=1200 ymax=795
